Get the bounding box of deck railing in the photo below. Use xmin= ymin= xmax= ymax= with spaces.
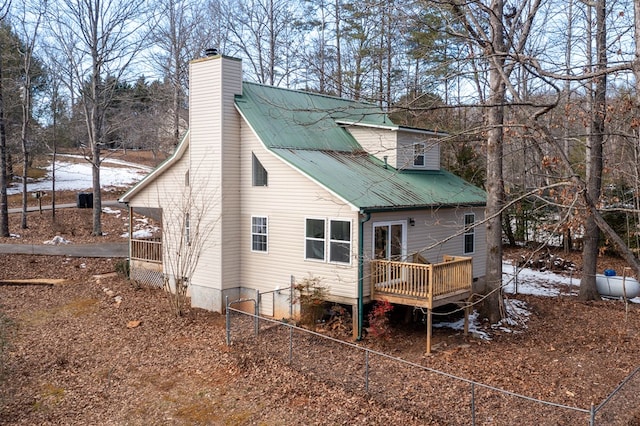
xmin=370 ymin=255 xmax=472 ymax=306
xmin=130 ymin=237 xmax=162 ymax=263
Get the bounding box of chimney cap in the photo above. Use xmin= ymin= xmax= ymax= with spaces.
xmin=204 ymin=48 xmax=219 ymax=57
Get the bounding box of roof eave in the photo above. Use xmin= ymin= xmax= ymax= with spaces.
xmin=336 ymin=119 xmax=448 ymax=136
xmin=118 ymin=130 xmax=190 ymax=203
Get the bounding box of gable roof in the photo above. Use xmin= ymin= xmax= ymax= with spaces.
xmin=236 ymin=82 xmax=485 ymax=211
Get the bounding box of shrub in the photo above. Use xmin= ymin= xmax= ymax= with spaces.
xmin=292 ymin=276 xmax=327 ymax=329
xmin=115 ymin=259 xmax=130 ymax=278
xmin=367 ymin=300 xmax=393 ymax=339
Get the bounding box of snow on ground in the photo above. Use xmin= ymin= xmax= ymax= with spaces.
xmin=7 ymin=157 xmax=150 ymax=195
xmin=438 ymin=260 xmax=640 ymax=337
xmin=121 ymin=217 xmax=160 ymax=239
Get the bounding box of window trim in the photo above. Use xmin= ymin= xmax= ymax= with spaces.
xmin=328 ymin=218 xmax=352 ymax=265
xmin=185 ymin=213 xmax=190 ymax=246
xmin=251 ymin=215 xmax=268 ymax=253
xmin=252 ymin=153 xmax=268 ymax=187
xmin=413 ymin=142 xmax=426 ymax=167
xmin=304 ymin=217 xmax=326 ymax=262
xmin=304 ymin=217 xmax=352 ymax=265
xmin=463 ymin=213 xmax=475 ymax=255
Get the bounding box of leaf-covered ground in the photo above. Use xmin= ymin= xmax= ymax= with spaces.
xmin=1 ymin=207 xmax=640 ymax=425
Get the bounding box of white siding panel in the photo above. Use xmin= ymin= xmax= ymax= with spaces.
xmin=361 ymin=207 xmax=486 ymax=298
xmin=239 ymin=125 xmax=360 ymax=302
xmin=188 ymin=56 xmax=243 ymax=298
xmin=397 ymin=132 xmax=440 ymax=171
xmin=346 ymin=127 xmax=398 ymax=168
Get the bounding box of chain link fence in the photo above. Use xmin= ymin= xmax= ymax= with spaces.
xmin=226 ymin=298 xmax=639 ymax=425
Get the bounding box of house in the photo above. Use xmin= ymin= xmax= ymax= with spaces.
xmin=119 ymin=53 xmax=486 ymax=352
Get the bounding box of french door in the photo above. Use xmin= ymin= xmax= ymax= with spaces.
xmin=373 ymin=222 xmax=406 ymax=261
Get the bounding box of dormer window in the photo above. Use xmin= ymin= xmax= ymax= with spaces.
xmin=413 ymin=142 xmax=426 ymax=167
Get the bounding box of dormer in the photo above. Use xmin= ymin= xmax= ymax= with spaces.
xmin=337 ymin=120 xmax=443 ymax=171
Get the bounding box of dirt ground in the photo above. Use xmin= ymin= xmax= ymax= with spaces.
xmin=1 ymin=203 xmax=640 ymax=424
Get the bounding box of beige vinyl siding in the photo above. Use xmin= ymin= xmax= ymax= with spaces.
xmin=396 ymin=131 xmax=440 ymax=171
xmin=239 ymin=124 xmax=360 ymax=302
xmin=345 ymin=127 xmax=398 ymax=168
xmin=188 ymin=56 xmax=243 ymax=294
xmin=361 ymin=207 xmax=486 ymax=298
xmin=127 ymin=146 xmax=190 ymax=209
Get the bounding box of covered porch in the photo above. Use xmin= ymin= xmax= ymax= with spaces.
xmin=370 ymin=255 xmax=473 ymax=353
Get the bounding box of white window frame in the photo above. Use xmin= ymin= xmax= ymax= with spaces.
xmin=328 ymin=218 xmax=352 ymax=265
xmin=413 ymin=142 xmax=426 ymax=167
xmin=304 ymin=217 xmax=326 ymax=262
xmin=372 ymin=220 xmax=408 ymax=261
xmin=251 ymin=216 xmax=268 ymax=253
xmin=304 ymin=217 xmax=352 ymax=265
xmin=252 ymin=153 xmax=268 ymax=187
xmin=185 ymin=213 xmax=190 ymax=246
xmin=463 ymin=213 xmax=475 ymax=255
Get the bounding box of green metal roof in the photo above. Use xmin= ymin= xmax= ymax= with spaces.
xmin=236 ymin=82 xmax=486 ymax=210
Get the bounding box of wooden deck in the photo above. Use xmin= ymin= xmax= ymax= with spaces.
xmin=371 ymin=255 xmax=473 ymax=308
xmin=370 ymin=255 xmax=473 ymax=353
xmin=130 ymin=238 xmax=162 ymax=263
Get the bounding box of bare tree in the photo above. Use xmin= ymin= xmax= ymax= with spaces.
xmin=47 ymin=0 xmax=150 ymax=235
xmin=0 ymin=0 xmax=11 ymax=237
xmin=225 ymin=0 xmax=303 ymax=86
xmin=446 ymin=0 xmax=542 ymax=322
xmin=14 ymin=0 xmax=45 ymax=229
xmin=149 ymin=0 xmax=209 ymax=146
xmin=159 ymin=179 xmax=218 ymax=316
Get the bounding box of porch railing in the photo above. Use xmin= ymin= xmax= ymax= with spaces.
xmin=130 ymin=237 xmax=162 ymax=263
xmin=370 ymin=255 xmax=472 ymax=307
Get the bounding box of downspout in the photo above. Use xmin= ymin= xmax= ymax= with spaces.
xmin=358 ymin=209 xmax=371 ymax=340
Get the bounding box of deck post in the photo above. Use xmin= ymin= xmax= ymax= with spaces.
xmin=426 ymin=307 xmax=432 ymax=354
xmin=464 ymin=304 xmax=470 ymax=336
xmin=352 ymin=303 xmax=359 ymax=340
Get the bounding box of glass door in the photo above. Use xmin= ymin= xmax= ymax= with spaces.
xmin=373 ymin=222 xmax=406 ymax=284
xmin=374 ymin=222 xmax=406 ymax=261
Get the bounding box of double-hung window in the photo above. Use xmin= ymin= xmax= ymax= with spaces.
xmin=463 ymin=213 xmax=475 ymax=254
xmin=413 ymin=142 xmax=426 ymax=167
xmin=305 ymin=218 xmax=351 ymax=264
xmin=251 ymin=216 xmax=268 ymax=252
xmin=329 ymin=220 xmax=351 ymax=263
xmin=305 ymin=218 xmax=325 ymax=260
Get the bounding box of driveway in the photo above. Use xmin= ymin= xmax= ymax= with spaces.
xmin=3 ymin=199 xmax=129 ymax=258
xmin=0 ymin=242 xmax=128 ymax=258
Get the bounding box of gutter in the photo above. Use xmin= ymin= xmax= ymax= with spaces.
xmin=357 ymin=209 xmax=371 ymax=340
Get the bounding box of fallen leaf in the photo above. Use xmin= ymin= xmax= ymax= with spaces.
xmin=127 ymin=320 xmax=142 ymax=328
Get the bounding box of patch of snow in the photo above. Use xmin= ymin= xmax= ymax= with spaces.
xmin=43 ymin=235 xmax=70 ymax=245
xmin=434 ymin=310 xmax=490 ymax=340
xmin=10 ymin=233 xmax=20 ymax=238
xmin=102 ymin=207 xmax=121 ymax=216
xmin=7 ymin=160 xmax=149 ymax=195
xmin=122 ymin=229 xmax=155 ymax=239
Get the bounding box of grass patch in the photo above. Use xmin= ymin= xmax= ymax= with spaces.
xmin=61 ymin=298 xmax=99 ymax=317
xmin=11 ymin=166 xmax=48 ymax=180
xmin=33 ymin=383 xmax=65 ymax=411
xmin=19 ymin=298 xmax=98 ymax=325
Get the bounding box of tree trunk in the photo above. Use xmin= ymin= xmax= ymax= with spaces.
xmin=579 ymin=0 xmax=606 ymax=300
xmin=0 ymin=40 xmax=8 ymax=238
xmin=480 ymin=0 xmax=506 ymax=323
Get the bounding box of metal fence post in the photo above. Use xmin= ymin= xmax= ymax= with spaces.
xmin=289 ymin=323 xmax=293 ymax=364
xmin=365 ymin=350 xmax=370 ymax=393
xmin=590 ymin=403 xmax=595 ymax=426
xmin=225 ymin=296 xmax=231 ymax=345
xmin=255 ymin=289 xmax=260 ymax=336
xmin=471 ymin=382 xmax=476 ymax=426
